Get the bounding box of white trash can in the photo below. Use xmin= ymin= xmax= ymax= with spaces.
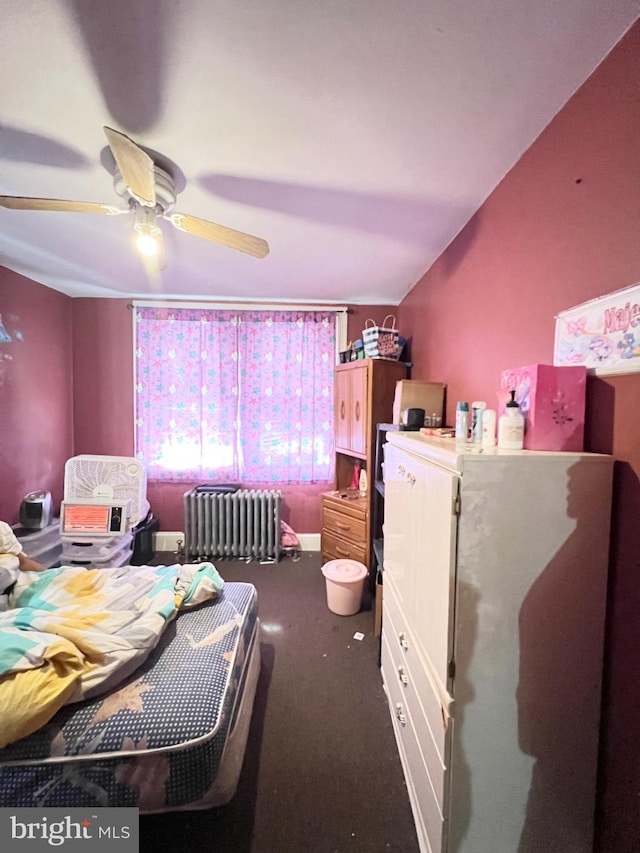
xmin=321 ymin=559 xmax=368 ymax=616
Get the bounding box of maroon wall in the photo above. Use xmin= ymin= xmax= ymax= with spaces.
xmin=0 ymin=269 xmax=73 ymax=525
xmin=72 ymin=299 xmax=135 ymax=458
xmin=397 ymin=21 xmax=640 ymax=852
xmin=346 ymin=305 xmax=399 ymax=346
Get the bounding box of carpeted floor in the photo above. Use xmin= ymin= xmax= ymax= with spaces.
xmin=140 ymin=551 xmax=420 ymax=853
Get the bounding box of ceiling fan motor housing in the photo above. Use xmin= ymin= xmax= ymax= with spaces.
xmin=113 ymin=166 xmax=176 ymax=215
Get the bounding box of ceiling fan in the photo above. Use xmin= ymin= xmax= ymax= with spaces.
xmin=0 ymin=126 xmax=270 ymax=266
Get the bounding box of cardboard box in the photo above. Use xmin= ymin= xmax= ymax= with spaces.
xmin=392 ymin=380 xmax=445 ymax=425
xmin=500 ymin=364 xmax=587 ymax=451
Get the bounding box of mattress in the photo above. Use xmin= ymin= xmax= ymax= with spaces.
xmin=0 ymin=580 xmax=259 ymax=813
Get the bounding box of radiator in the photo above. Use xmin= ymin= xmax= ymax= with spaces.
xmin=184 ymin=488 xmax=282 ymax=562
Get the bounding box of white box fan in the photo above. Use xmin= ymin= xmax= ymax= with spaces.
xmin=60 ymin=455 xmax=150 ymax=568
xmin=63 ymin=455 xmax=149 ymax=527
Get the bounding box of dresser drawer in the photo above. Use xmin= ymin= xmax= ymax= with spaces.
xmin=322 ymin=505 xmax=367 ymax=543
xmin=321 ymin=530 xmax=367 ymax=564
xmin=382 ymin=634 xmax=445 ymax=853
xmin=383 ymin=577 xmax=452 ymax=765
xmin=382 ymin=598 xmax=448 ymax=817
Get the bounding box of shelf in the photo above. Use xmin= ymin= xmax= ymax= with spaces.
xmin=373 ymin=537 xmax=384 ymax=569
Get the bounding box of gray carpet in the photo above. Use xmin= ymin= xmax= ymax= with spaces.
xmin=140 ymin=552 xmax=420 ymax=853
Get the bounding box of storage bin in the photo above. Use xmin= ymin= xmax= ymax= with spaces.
xmin=321 ymin=559 xmax=367 ymax=616
xmin=13 ymin=520 xmax=60 ymax=556
xmin=63 ymin=539 xmax=133 ymax=569
xmin=33 ymin=543 xmax=63 ymax=569
xmin=61 ymin=532 xmax=133 ymax=562
xmin=13 ymin=521 xmax=62 ymax=569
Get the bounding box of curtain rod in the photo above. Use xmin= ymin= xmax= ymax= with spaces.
xmin=128 ymin=302 xmax=353 ymax=313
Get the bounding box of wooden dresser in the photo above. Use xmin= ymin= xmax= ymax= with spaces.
xmin=320 ymin=358 xmax=405 ymax=571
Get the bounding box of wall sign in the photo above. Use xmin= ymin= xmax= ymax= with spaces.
xmin=554 ymin=282 xmax=640 ymax=376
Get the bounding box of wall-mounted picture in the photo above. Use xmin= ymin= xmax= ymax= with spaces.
xmin=554 ymin=281 xmax=640 ymax=375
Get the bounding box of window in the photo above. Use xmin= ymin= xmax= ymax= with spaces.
xmin=134 ymin=305 xmax=337 ymax=484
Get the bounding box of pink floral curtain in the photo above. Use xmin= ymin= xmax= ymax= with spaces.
xmin=135 ymin=306 xmax=336 ymax=483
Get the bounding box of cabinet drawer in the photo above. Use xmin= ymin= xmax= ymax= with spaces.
xmin=321 ymin=530 xmax=367 ymax=564
xmin=382 ymin=635 xmax=444 ymax=853
xmin=383 ymin=577 xmax=452 ymax=764
xmin=322 ymin=505 xmax=367 ymax=543
xmin=382 ymin=601 xmax=448 ymax=817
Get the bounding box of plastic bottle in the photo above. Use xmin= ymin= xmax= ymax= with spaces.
xmin=351 ymin=461 xmax=361 ymax=490
xmin=471 ymin=401 xmax=486 ymax=444
xmin=498 ymin=390 xmax=524 ymax=449
xmin=481 ymin=409 xmax=497 ymax=447
xmin=358 ymin=467 xmax=368 ymax=497
xmin=455 ymin=402 xmax=469 ymax=443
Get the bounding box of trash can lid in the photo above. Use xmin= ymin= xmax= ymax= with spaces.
xmin=321 ymin=559 xmax=367 ymax=583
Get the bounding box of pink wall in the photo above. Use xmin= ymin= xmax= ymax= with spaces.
xmin=397 ymin=21 xmax=640 ymax=852
xmin=0 ymin=269 xmax=73 ymax=525
xmin=70 ymin=299 xmax=397 ymax=533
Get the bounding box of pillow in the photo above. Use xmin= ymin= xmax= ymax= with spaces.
xmin=0 ymin=521 xmax=22 ymax=593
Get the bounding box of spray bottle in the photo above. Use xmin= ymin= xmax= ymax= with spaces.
xmin=455 ymin=402 xmax=469 ymax=443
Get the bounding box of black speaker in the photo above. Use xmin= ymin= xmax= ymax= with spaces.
xmin=131 ymin=513 xmax=160 ymax=565
xmin=399 ymin=407 xmax=425 ymax=431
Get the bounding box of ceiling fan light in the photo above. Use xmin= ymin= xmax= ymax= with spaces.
xmin=136 ymin=231 xmax=159 ymax=256
xmin=134 ymin=206 xmax=161 ymax=256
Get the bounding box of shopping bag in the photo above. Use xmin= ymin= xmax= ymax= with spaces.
xmin=362 ymin=315 xmax=400 ymax=359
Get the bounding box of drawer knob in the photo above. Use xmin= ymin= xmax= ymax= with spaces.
xmin=398 ymin=631 xmax=409 ymax=650
xmin=395 ymin=703 xmax=407 ymax=726
xmin=397 ymin=666 xmax=409 ymax=685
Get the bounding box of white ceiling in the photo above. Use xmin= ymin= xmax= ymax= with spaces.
xmin=1 ymin=1 xmax=638 ymax=305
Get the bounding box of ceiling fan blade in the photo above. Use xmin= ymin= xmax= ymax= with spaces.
xmin=168 ymin=212 xmax=270 ymax=258
xmin=0 ymin=196 xmax=125 ymax=214
xmin=104 ymin=126 xmax=155 ymax=206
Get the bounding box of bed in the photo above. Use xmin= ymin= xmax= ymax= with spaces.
xmin=0 ymin=566 xmax=260 ymax=813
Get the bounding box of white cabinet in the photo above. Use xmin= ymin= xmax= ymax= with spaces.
xmin=381 ymin=432 xmax=613 ymax=853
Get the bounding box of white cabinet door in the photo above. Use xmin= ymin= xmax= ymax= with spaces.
xmin=384 ymin=442 xmax=458 ymax=691
xmin=404 ymin=451 xmax=458 ymax=692
xmin=383 ymin=442 xmax=412 ymax=612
